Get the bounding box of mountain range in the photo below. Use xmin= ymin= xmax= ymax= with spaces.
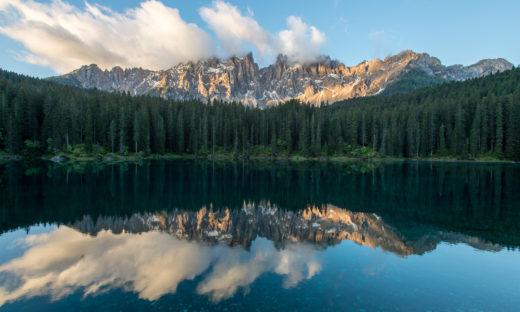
xmin=50 ymin=50 xmax=513 ymax=107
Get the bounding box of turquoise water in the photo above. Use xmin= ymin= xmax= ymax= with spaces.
xmin=0 ymin=160 xmax=519 ymax=311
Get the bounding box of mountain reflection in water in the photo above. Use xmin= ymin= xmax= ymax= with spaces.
xmin=0 ymin=202 xmax=505 ymax=305
xmin=71 ymin=203 xmax=503 ymax=256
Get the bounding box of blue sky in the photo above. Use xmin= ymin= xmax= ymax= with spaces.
xmin=0 ymin=0 xmax=519 ymax=77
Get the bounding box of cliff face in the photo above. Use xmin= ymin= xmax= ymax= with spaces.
xmin=70 ymin=203 xmax=502 ymax=257
xmin=51 ymin=50 xmax=513 ymax=107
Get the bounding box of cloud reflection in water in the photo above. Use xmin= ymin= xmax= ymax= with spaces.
xmin=0 ymin=227 xmax=322 ymax=305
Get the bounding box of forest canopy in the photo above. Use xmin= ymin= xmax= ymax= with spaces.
xmin=0 ymin=67 xmax=519 ymax=160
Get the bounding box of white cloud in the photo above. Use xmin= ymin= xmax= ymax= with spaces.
xmin=200 ymin=1 xmax=327 ymax=64
xmin=0 ymin=0 xmax=214 ymax=73
xmin=199 ymin=1 xmax=270 ymax=57
xmin=277 ymin=16 xmax=326 ymax=64
xmin=0 ymin=227 xmax=322 ymax=306
xmin=0 ymin=0 xmax=327 ymax=73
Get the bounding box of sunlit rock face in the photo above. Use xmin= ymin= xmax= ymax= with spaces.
xmin=50 ymin=50 xmax=513 ymax=107
xmin=70 ymin=203 xmax=502 ymax=256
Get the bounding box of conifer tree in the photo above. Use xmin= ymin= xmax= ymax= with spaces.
xmin=109 ymin=119 xmax=117 ymax=153
xmin=176 ymin=110 xmax=184 ymax=153
xmin=439 ymin=124 xmax=447 ymax=156
xmin=470 ymin=103 xmax=481 ymax=157
xmin=495 ymin=101 xmax=504 ymax=157
xmin=454 ymin=102 xmax=466 ymax=155
xmin=299 ymin=115 xmax=310 ymax=156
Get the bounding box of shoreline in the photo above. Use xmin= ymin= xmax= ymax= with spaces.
xmin=0 ymin=152 xmax=517 ymax=165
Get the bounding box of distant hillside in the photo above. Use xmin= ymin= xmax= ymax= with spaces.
xmin=380 ymin=69 xmax=448 ymax=95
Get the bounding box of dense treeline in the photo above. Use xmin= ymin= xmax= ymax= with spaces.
xmin=0 ymin=67 xmax=519 ymax=160
xmin=331 ymin=68 xmax=520 ymax=160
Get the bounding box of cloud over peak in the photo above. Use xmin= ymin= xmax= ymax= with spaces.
xmin=0 ymin=0 xmax=214 ymax=72
xmin=200 ymin=1 xmax=327 ymax=65
xmin=0 ymin=0 xmax=327 ymax=73
xmin=199 ymin=1 xmax=269 ymax=57
xmin=278 ymin=16 xmax=326 ymax=64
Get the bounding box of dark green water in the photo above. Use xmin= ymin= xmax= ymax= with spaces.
xmin=0 ymin=160 xmax=519 ymax=311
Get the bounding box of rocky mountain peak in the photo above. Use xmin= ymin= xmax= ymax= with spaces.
xmin=407 ymin=53 xmax=514 ymax=81
xmin=50 ymin=50 xmax=513 ymax=107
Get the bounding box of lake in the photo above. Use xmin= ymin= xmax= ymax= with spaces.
xmin=0 ymin=160 xmax=519 ymax=311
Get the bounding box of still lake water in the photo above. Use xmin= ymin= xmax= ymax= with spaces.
xmin=0 ymin=160 xmax=519 ymax=311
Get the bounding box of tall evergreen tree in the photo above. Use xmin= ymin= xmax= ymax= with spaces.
xmin=495 ymin=101 xmax=504 ymax=157
xmin=176 ymin=110 xmax=184 ymax=153
xmin=299 ymin=115 xmax=310 ymax=156
xmin=439 ymin=124 xmax=447 ymax=156
xmin=109 ymin=119 xmax=117 ymax=153
xmin=454 ymin=102 xmax=466 ymax=156
xmin=505 ymin=95 xmax=520 ymax=160
xmin=470 ymin=103 xmax=481 ymax=157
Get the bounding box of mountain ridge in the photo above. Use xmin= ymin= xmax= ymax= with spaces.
xmin=50 ymin=50 xmax=513 ymax=106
